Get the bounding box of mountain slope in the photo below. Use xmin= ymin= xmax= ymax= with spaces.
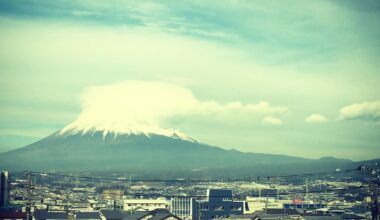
xmin=0 ymin=128 xmax=354 ymax=177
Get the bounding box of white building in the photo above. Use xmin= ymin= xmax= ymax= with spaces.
xmin=170 ymin=197 xmax=194 ymax=220
xmin=245 ymin=197 xmax=286 ymax=213
xmin=123 ymin=197 xmax=169 ymax=211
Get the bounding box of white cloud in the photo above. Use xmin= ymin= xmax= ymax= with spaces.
xmin=197 ymin=101 xmax=287 ymax=116
xmin=305 ymin=114 xmax=327 ymax=123
xmin=70 ymin=81 xmax=287 ymax=130
xmin=262 ymin=116 xmax=283 ymax=125
xmin=339 ymin=101 xmax=380 ymax=121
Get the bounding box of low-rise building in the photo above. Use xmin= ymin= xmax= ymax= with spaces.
xmin=245 ymin=197 xmax=283 ymax=213
xmin=194 ymin=189 xmax=245 ymax=219
xmin=123 ymin=198 xmax=169 ymax=212
xmin=170 ymin=197 xmax=194 ymax=220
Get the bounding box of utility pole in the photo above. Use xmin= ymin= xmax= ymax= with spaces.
xmin=75 ymin=174 xmax=79 ymax=188
xmin=40 ymin=174 xmax=44 ymax=204
xmin=25 ymin=171 xmax=32 ymax=220
xmin=276 ymin=177 xmax=279 ymax=200
xmin=305 ymin=178 xmax=309 ymax=201
xmin=259 ymin=188 xmax=261 ymax=198
xmin=197 ymin=204 xmax=201 ymax=220
xmin=377 ymin=173 xmax=380 ymax=220
xmin=129 ymin=175 xmax=132 ymax=196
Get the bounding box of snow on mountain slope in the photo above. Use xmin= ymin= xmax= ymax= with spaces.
xmin=58 ymin=118 xmax=196 ymax=142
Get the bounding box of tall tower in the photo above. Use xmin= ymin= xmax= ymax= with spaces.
xmin=0 ymin=171 xmax=10 ymax=207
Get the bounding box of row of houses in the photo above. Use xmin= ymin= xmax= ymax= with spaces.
xmin=0 ymin=189 xmax=244 ymax=220
xmin=0 ymin=209 xmax=181 ymax=220
xmin=0 ymin=188 xmax=369 ymax=220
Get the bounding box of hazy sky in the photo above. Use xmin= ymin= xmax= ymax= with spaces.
xmin=0 ymin=0 xmax=379 ymax=160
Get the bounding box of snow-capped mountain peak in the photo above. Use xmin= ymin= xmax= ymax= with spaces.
xmin=57 ymin=118 xmax=196 ymax=142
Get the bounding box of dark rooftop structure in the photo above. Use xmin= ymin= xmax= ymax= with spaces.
xmin=148 ymin=214 xmax=180 ymax=220
xmin=230 ymin=209 xmax=301 ymax=220
xmin=100 ymin=210 xmax=128 ymax=220
xmin=0 ymin=211 xmax=27 ymax=220
xmin=302 ymin=213 xmax=341 ymax=220
xmin=75 ymin=212 xmax=101 ymax=219
xmin=124 ymin=209 xmax=181 ymax=220
xmin=341 ymin=214 xmax=366 ymax=220
xmin=147 ymin=209 xmax=180 ymax=220
xmin=33 ymin=211 xmax=69 ymax=220
xmin=208 ymin=189 xmax=233 ymax=201
xmin=123 ymin=211 xmax=150 ymax=220
xmin=265 ymin=208 xmax=300 ymax=215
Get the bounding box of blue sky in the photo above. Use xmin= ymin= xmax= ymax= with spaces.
xmin=0 ymin=0 xmax=379 ymax=160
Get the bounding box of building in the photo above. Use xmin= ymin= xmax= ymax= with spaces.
xmin=0 ymin=171 xmax=9 ymax=207
xmin=265 ymin=208 xmax=300 ymax=217
xmin=102 ymin=190 xmax=124 ymax=201
xmin=123 ymin=198 xmax=169 ymax=212
xmin=0 ymin=171 xmax=10 ymax=208
xmin=194 ymin=189 xmax=245 ymax=219
xmin=283 ymin=202 xmax=325 ymax=209
xmin=170 ymin=197 xmax=194 ymax=220
xmin=245 ymin=197 xmax=283 ymax=213
xmin=101 ymin=190 xmax=125 ymax=210
xmin=245 ymin=196 xmax=325 ymax=213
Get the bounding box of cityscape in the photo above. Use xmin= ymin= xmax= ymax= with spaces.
xmin=1 ymin=166 xmax=379 ymax=219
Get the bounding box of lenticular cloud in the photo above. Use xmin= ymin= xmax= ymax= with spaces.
xmin=61 ymin=81 xmax=288 ymax=134
xmin=78 ymin=81 xmax=198 ymax=127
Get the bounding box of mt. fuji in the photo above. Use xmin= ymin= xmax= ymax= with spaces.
xmin=0 ymin=79 xmax=356 ymax=177
xmin=0 ymin=118 xmax=355 ymax=178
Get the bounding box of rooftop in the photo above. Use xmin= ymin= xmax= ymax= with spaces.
xmin=100 ymin=210 xmax=128 ymax=220
xmin=76 ymin=212 xmax=101 ymax=219
xmin=34 ymin=211 xmax=69 ymax=220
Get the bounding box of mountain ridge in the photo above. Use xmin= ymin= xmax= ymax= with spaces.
xmin=0 ymin=127 xmax=362 ymax=178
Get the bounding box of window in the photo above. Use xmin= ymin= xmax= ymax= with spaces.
xmin=199 ymin=205 xmax=209 ymax=210
xmin=214 ymin=206 xmax=224 ymax=211
xmin=230 ymin=206 xmax=242 ymax=211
